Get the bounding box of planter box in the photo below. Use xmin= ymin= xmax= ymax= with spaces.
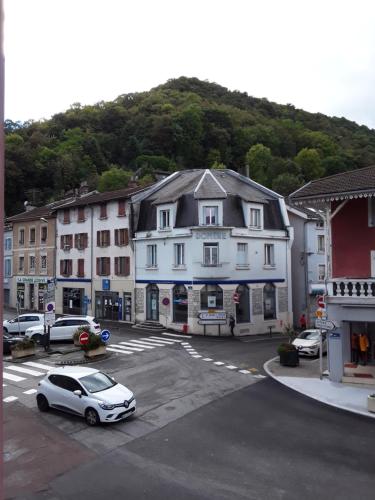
xmin=11 ymin=348 xmax=35 ymax=359
xmin=279 ymin=350 xmax=299 ymax=367
xmin=84 ymin=345 xmax=106 ymax=358
xmin=74 ymin=339 xmax=82 ymax=347
xmin=368 ymin=395 xmax=375 ymax=413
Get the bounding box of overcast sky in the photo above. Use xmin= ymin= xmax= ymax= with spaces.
xmin=4 ymin=0 xmax=375 ymax=129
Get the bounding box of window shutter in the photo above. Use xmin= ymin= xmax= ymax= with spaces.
xmin=100 ymin=203 xmax=107 ymax=218
xmin=97 ymin=231 xmax=100 ymax=246
xmin=78 ymin=259 xmax=84 ymax=276
xmin=106 ymin=257 xmax=110 ymax=275
xmin=96 ymin=258 xmax=100 ymax=275
xmin=124 ymin=229 xmax=129 ymax=246
xmin=69 ymin=235 xmax=73 ymax=247
xmin=106 ymin=230 xmax=110 ymax=246
xmin=84 ymin=233 xmax=88 ymax=248
xmin=74 ymin=234 xmax=78 ymax=248
xmin=115 ymin=257 xmax=119 ymax=275
xmin=60 ymin=235 xmax=64 ymax=249
xmin=115 ymin=229 xmax=119 ymax=246
xmin=118 ymin=200 xmax=126 ymax=216
xmin=78 ymin=207 xmax=85 ymax=221
xmin=60 ymin=260 xmax=63 ymax=275
xmin=69 ymin=260 xmax=72 ymax=276
xmin=125 ymin=257 xmax=130 ymax=276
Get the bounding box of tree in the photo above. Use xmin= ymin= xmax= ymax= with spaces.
xmin=294 ymin=148 xmax=325 ymax=181
xmin=272 ymin=173 xmax=302 ymax=196
xmin=97 ymin=166 xmax=132 ymax=192
xmin=245 ymin=144 xmax=274 ymax=185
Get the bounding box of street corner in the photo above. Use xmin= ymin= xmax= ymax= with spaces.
xmin=3 ymin=402 xmax=96 ymax=499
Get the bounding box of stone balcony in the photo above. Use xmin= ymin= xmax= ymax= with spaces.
xmin=327 ymin=278 xmax=375 ymax=300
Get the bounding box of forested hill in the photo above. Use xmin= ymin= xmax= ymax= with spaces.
xmin=5 ymin=76 xmax=375 ymax=215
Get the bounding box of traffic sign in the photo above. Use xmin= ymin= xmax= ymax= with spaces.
xmin=101 ymin=330 xmax=111 ymax=342
xmin=79 ymin=331 xmax=90 ymax=345
xmin=315 ymin=318 xmax=336 ymax=330
xmin=45 ymin=301 xmax=55 ymax=313
xmin=44 ymin=312 xmax=55 ymax=326
xmin=233 ymin=292 xmax=240 ymax=304
xmin=317 ymin=295 xmax=325 ymax=308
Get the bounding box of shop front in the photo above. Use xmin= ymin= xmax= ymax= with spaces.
xmin=95 ymin=291 xmax=121 ymax=321
xmin=63 ymin=287 xmax=84 ymax=315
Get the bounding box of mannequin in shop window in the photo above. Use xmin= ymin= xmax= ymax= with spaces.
xmin=359 ymin=333 xmax=370 ymax=365
xmin=351 ymin=333 xmax=359 ymax=364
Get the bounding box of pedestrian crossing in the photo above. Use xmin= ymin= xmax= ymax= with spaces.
xmin=3 ymin=360 xmax=53 ymax=403
xmin=106 ymin=334 xmax=183 ymax=355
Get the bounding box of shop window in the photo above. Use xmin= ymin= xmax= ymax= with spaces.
xmin=200 ymin=285 xmax=223 ymax=309
xmin=263 ymin=283 xmax=276 ymax=320
xmin=173 ymin=285 xmax=188 ymax=323
xmin=97 ymin=230 xmax=110 ymax=247
xmin=236 ymin=284 xmax=250 ymax=323
xmin=115 ymin=256 xmax=130 ymax=276
xmin=115 ymin=228 xmax=129 ymax=246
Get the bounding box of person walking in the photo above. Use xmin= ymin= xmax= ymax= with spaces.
xmin=299 ymin=313 xmax=307 ymax=331
xmin=229 ymin=314 xmax=235 ymax=336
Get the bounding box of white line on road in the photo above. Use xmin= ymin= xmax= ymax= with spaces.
xmin=214 ymin=362 xmax=225 ymax=366
xmin=3 ymin=372 xmax=26 ymax=382
xmin=150 ymin=336 xmax=182 ymax=343
xmin=22 ymin=361 xmax=55 ymax=371
xmin=202 ymin=358 xmax=213 ymax=361
xmin=181 ymin=343 xmax=191 ymax=346
xmin=226 ymin=365 xmax=238 ymax=370
xmin=142 ymin=337 xmax=175 ymax=345
xmin=4 ymin=365 xmax=44 ymax=376
xmin=3 ymin=396 xmax=18 ymax=402
xmin=162 ymin=332 xmax=192 ymax=339
xmin=107 ymin=347 xmax=134 ymax=355
xmin=120 ymin=341 xmax=155 ymax=350
xmin=23 ymin=389 xmax=37 ymax=395
xmin=138 ymin=338 xmax=169 ymax=346
xmin=109 ymin=343 xmax=144 ymax=352
xmin=253 ymin=374 xmax=267 ymax=379
xmin=191 ymin=355 xmax=202 ymax=358
xmin=239 ymin=370 xmax=251 ymax=374
xmin=128 ymin=339 xmax=163 ymax=348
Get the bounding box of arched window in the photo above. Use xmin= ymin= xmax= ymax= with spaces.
xmin=200 ymin=285 xmax=223 ymax=309
xmin=236 ymin=284 xmax=250 ymax=323
xmin=173 ymin=285 xmax=188 ymax=323
xmin=263 ymin=283 xmax=276 ymax=320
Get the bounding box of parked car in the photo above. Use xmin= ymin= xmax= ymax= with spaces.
xmin=36 ymin=366 xmax=136 ymax=425
xmin=3 ymin=333 xmax=25 ymax=355
xmin=292 ymin=329 xmax=327 ymax=357
xmin=25 ymin=316 xmax=101 ymax=344
xmin=3 ymin=313 xmax=45 ymax=334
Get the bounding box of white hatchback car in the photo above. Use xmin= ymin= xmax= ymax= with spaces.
xmin=37 ymin=366 xmax=136 ymax=425
xmin=292 ymin=329 xmax=327 ymax=357
xmin=25 ymin=316 xmax=101 ymax=344
xmin=3 ymin=313 xmax=44 ymax=334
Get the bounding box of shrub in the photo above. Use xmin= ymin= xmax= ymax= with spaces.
xmin=81 ymin=331 xmax=106 ymax=352
xmin=277 ymin=343 xmax=297 ymax=355
xmin=72 ymin=326 xmax=90 ymax=343
xmin=11 ymin=338 xmax=36 ymax=351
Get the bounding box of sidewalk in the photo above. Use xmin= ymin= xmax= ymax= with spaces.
xmin=264 ymin=356 xmax=375 ymax=419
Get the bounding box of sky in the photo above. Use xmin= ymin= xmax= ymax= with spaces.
xmin=4 ymin=0 xmax=375 ymax=129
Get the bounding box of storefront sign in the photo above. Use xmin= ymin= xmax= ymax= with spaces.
xmin=16 ymin=276 xmax=48 ymax=284
xmin=102 ymin=279 xmax=110 ymax=291
xmin=195 ymin=232 xmax=228 ymax=239
xmin=198 ymin=311 xmax=227 ymax=325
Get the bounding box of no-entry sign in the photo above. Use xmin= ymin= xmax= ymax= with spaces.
xmin=317 ymin=295 xmax=325 ymax=308
xmin=79 ymin=331 xmax=90 ymax=345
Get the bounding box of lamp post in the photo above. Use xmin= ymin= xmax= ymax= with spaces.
xmin=40 ymin=217 xmax=53 ymax=351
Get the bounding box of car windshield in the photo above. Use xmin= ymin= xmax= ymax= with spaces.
xmin=298 ymin=331 xmax=319 ymax=340
xmin=79 ymin=372 xmax=117 ymax=393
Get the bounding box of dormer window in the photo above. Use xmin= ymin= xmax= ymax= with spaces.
xmin=250 ymin=208 xmax=261 ymax=229
xmin=160 ymin=209 xmax=170 ymax=230
xmin=203 ymin=206 xmax=218 ymax=225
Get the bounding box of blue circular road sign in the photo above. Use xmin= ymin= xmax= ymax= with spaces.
xmin=101 ymin=329 xmax=111 ymax=342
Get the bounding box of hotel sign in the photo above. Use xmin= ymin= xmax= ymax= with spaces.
xmin=195 ymin=231 xmax=228 ymax=239
xmin=16 ymin=276 xmax=48 ymax=284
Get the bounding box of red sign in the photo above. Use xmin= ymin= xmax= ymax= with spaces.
xmin=79 ymin=331 xmax=89 ymax=345
xmin=317 ymin=296 xmax=325 ymax=309
xmin=233 ymin=292 xmax=240 ymax=304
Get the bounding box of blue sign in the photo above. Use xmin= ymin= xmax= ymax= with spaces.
xmin=330 ymin=332 xmax=341 ymax=339
xmin=101 ymin=329 xmax=111 ymax=342
xmin=102 ymin=279 xmax=110 ymax=291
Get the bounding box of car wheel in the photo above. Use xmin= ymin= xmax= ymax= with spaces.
xmin=85 ymin=408 xmax=100 ymax=426
xmin=32 ymin=334 xmax=44 ymax=345
xmin=37 ymin=394 xmax=50 ymax=412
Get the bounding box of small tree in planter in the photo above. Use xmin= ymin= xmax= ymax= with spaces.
xmin=11 ymin=338 xmax=36 ymax=359
xmin=82 ymin=332 xmax=107 ymax=358
xmin=72 ymin=327 xmax=90 ymax=347
xmin=277 ymin=343 xmax=299 ymax=367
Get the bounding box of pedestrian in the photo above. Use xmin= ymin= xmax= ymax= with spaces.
xmin=351 ymin=333 xmax=359 ymax=364
xmin=229 ymin=314 xmax=235 ymax=336
xmin=299 ymin=313 xmax=307 ymax=331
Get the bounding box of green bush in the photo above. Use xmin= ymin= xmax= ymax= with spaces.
xmin=81 ymin=331 xmax=106 ymax=352
xmin=277 ymin=343 xmax=297 ymax=355
xmin=11 ymin=338 xmax=36 ymax=351
xmin=72 ymin=326 xmax=90 ymax=343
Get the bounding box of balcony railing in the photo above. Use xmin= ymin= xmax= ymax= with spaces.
xmin=327 ymin=279 xmax=375 ymax=298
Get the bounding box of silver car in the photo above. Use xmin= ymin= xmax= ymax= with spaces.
xmin=3 ymin=313 xmax=44 ymax=334
xmin=25 ymin=316 xmax=101 ymax=344
xmin=292 ymin=329 xmax=327 ymax=357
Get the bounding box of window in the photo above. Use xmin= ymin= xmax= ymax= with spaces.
xmin=97 ymin=230 xmax=110 ymax=247
xmin=77 ymin=259 xmax=85 ymax=277
xmin=173 ymin=285 xmax=188 ymax=323
xmin=318 ymin=264 xmax=326 ymax=281
xmin=147 ymin=245 xmax=157 ymax=267
xmin=115 ymin=256 xmax=130 ymax=276
xmin=19 ymin=256 xmax=24 ymax=272
xmin=29 ymin=227 xmax=36 ymax=244
xmin=316 ymin=219 xmax=324 ymax=229
xmin=41 ymin=255 xmax=47 ymax=271
xmin=77 ymin=207 xmax=85 ymax=222
xmin=29 ymin=255 xmax=36 ymax=271
xmin=41 ymin=226 xmax=48 ymax=244
xmin=118 ymin=200 xmax=126 ymax=217
xmin=174 ymin=243 xmax=185 ymax=267
xmin=236 ymin=243 xmax=248 ymax=266
xmin=99 ymin=203 xmax=107 ymax=219
xmin=4 ymin=258 xmax=11 ymax=277
xmin=369 ymin=198 xmax=375 ymax=227
xmin=114 ymin=228 xmax=129 ymax=246
xmin=203 ymin=243 xmax=218 ymax=266
xmin=159 ymin=209 xmax=171 ymax=230
xmin=60 ymin=259 xmax=72 ymax=276
xmin=75 ymin=233 xmax=88 ymax=250
xmin=264 ymin=283 xmax=276 ymax=320
xmin=63 ymin=209 xmax=70 ymax=224
xmin=19 ymin=229 xmax=25 ymax=245
xmin=5 ymin=237 xmax=12 ymax=250
xmin=61 ymin=234 xmax=73 ymax=250
xmin=317 ymin=235 xmax=325 ymax=253
xmin=96 ymin=257 xmax=110 ymax=276
xmin=200 ymin=285 xmax=223 ymax=309
xmin=203 ymin=206 xmax=218 ymax=225
xmin=249 ymin=208 xmax=261 ymax=229
xmin=236 ymin=284 xmax=250 ymax=323
xmin=264 ymin=244 xmax=275 ymax=267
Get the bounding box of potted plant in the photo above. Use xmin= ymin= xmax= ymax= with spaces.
xmin=11 ymin=337 xmax=36 ymax=359
xmin=277 ymin=343 xmax=299 ymax=367
xmin=82 ymin=331 xmax=107 ymax=358
xmin=73 ymin=326 xmax=89 ymax=347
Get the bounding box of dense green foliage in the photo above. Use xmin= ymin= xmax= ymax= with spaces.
xmin=5 ymin=76 xmax=375 ymax=214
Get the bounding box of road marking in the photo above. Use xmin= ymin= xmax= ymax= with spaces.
xmin=181 ymin=342 xmax=190 ymax=346
xmin=214 ymin=362 xmax=225 ymax=366
xmin=4 ymin=366 xmax=44 ymax=376
xmin=126 ymin=340 xmax=160 ymax=348
xmin=185 ymin=348 xmax=197 ymax=351
xmin=162 ymin=332 xmax=192 ymax=339
xmin=202 ymin=358 xmax=213 ymax=361
xmin=3 ymin=384 xmax=7 ymax=387
xmin=106 ymin=347 xmax=134 ymax=355
xmin=141 ymin=337 xmax=175 ymax=345
xmin=191 ymin=355 xmax=202 ymax=358
xmin=253 ymin=374 xmax=267 ymax=379
xmin=3 ymin=396 xmax=18 ymax=403
xmin=138 ymin=339 xmax=169 ymax=347
xmin=22 ymin=361 xmax=55 ymax=371
xmin=239 ymin=370 xmax=251 ymax=374
xmin=23 ymin=389 xmax=37 ymax=395
xmin=3 ymin=372 xmax=26 ymax=382
xmin=109 ymin=343 xmax=144 ymax=352
xmin=226 ymin=365 xmax=237 ymax=370
xmin=120 ymin=341 xmax=155 ymax=350
xmin=150 ymin=336 xmax=182 ymax=343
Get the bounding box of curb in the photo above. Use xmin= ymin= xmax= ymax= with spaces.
xmin=263 ymin=357 xmax=375 ymax=420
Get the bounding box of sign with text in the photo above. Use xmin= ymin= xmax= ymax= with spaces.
xmin=315 ymin=318 xmax=335 ymax=330
xmin=198 ymin=311 xmax=227 ymax=324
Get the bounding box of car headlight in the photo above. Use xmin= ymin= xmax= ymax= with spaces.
xmin=98 ymin=402 xmax=115 ymax=410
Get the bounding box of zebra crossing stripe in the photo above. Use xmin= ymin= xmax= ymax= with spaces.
xmin=22 ymin=361 xmax=55 ymax=370
xmin=202 ymin=358 xmax=213 ymax=361
xmin=107 ymin=347 xmax=134 ymax=355
xmin=214 ymin=362 xmax=225 ymax=366
xmin=191 ymin=355 xmax=202 ymax=358
xmin=3 ymin=384 xmax=7 ymax=387
xmin=149 ymin=336 xmax=182 ymax=343
xmin=24 ymin=389 xmax=37 ymax=395
xmin=162 ymin=332 xmax=192 ymax=339
xmin=120 ymin=341 xmax=155 ymax=350
xmin=226 ymin=365 xmax=238 ymax=370
xmin=253 ymin=374 xmax=267 ymax=379
xmin=3 ymin=396 xmax=18 ymax=403
xmin=181 ymin=342 xmax=190 ymax=346
xmin=239 ymin=370 xmax=251 ymax=374
xmin=109 ymin=343 xmax=144 ymax=352
xmin=125 ymin=340 xmax=159 ymax=348
xmin=138 ymin=339 xmax=167 ymax=347
xmin=142 ymin=337 xmax=175 ymax=345
xmin=5 ymin=365 xmax=44 ymax=376
xmin=3 ymin=372 xmax=26 ymax=382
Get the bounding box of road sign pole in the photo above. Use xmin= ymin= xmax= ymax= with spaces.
xmin=319 ymin=327 xmax=323 ymax=380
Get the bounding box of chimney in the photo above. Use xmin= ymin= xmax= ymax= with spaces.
xmin=24 ymin=201 xmax=36 ymax=212
xmin=245 ymin=164 xmax=250 ymax=178
xmin=79 ymin=181 xmax=89 ymax=195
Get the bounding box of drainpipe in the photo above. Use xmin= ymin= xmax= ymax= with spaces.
xmin=90 ymin=205 xmax=94 ymax=316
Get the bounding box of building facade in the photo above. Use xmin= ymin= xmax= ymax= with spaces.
xmin=133 ymin=169 xmax=293 ymax=336
xmin=3 ymin=224 xmax=13 ymax=306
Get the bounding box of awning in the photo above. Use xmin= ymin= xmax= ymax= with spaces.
xmin=309 ymin=284 xmax=327 ymax=295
